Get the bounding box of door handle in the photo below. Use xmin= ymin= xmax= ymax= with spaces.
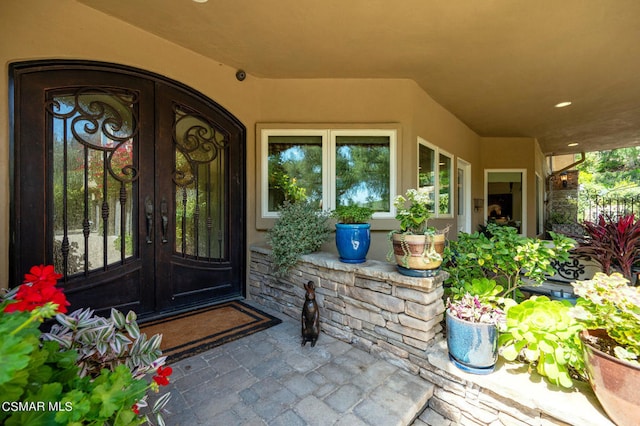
xmin=161 ymin=198 xmax=169 ymax=244
xmin=145 ymin=196 xmax=153 ymax=244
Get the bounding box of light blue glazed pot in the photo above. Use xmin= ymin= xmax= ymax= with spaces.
xmin=446 ymin=310 xmax=498 ymax=375
xmin=335 ymin=223 xmax=371 ymax=264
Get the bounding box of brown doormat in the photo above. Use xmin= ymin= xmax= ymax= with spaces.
xmin=140 ymin=301 xmax=282 ymax=363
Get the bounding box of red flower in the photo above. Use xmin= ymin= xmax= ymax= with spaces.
xmin=132 ymin=404 xmax=140 ymax=415
xmin=153 ymin=365 xmax=173 ymax=386
xmin=23 ymin=264 xmax=63 ymax=286
xmin=4 ymin=265 xmax=69 ymax=314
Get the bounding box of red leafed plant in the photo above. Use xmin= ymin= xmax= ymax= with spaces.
xmin=576 ymin=213 xmax=640 ymax=281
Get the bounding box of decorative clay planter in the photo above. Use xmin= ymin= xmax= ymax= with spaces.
xmin=446 ymin=310 xmax=498 ymax=375
xmin=580 ymin=329 xmax=640 ymax=426
xmin=391 ymin=233 xmax=445 ymax=275
xmin=335 ymin=223 xmax=371 ymax=264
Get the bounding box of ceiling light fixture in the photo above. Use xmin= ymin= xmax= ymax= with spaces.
xmin=554 ymin=101 xmax=572 ymax=108
xmin=567 ymin=142 xmax=579 ymax=147
xmin=192 ymin=0 xmax=208 ymax=3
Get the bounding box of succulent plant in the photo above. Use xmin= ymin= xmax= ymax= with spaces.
xmin=499 ymin=296 xmax=586 ymax=388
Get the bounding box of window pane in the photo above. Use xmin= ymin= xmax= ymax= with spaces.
xmin=335 ymin=135 xmax=390 ymax=211
xmin=418 ymin=144 xmax=436 ymax=213
xmin=439 ymin=153 xmax=452 ymax=215
xmin=52 ymin=92 xmax=136 ymax=276
xmin=174 ymin=106 xmax=227 ymax=260
xmin=268 ymin=135 xmax=323 ymax=210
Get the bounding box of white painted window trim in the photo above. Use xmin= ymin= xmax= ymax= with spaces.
xmin=457 ymin=157 xmax=472 ymax=233
xmin=417 ymin=137 xmax=454 ymax=219
xmin=260 ymin=128 xmax=328 ymax=219
xmin=260 ymin=128 xmax=397 ymax=219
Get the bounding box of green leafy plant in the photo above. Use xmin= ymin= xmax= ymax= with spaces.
xmin=447 ymin=277 xmax=504 ymax=302
xmin=571 ymin=272 xmax=640 ymax=364
xmin=444 ymin=224 xmax=575 ymax=298
xmin=0 ymin=265 xmax=172 ymax=425
xmin=272 ymin=171 xmax=308 ymax=204
xmin=393 ymin=188 xmax=433 ymax=234
xmin=575 ymin=213 xmax=640 ymax=281
xmin=499 ymin=296 xmax=586 ymax=388
xmin=267 ymin=200 xmax=331 ymax=277
xmin=331 ymin=205 xmax=374 ymax=224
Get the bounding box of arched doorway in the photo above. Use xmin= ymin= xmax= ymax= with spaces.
xmin=10 ymin=60 xmax=246 ymax=318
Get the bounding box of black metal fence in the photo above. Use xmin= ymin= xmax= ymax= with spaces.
xmin=578 ymin=192 xmax=640 ymax=223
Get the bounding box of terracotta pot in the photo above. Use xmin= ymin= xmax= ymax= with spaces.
xmin=391 ymin=233 xmax=445 ymax=270
xmin=580 ymin=329 xmax=640 ymax=426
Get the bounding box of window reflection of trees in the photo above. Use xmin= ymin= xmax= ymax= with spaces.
xmin=335 ymin=136 xmax=390 ymax=211
xmin=267 ymin=137 xmax=323 ymax=209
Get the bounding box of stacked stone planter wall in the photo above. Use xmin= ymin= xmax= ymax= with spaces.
xmin=248 ymin=245 xmax=446 ymax=374
xmin=249 ymin=244 xmax=614 ymax=426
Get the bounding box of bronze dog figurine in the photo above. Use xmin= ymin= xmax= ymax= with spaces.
xmin=301 ymin=281 xmax=320 ymax=347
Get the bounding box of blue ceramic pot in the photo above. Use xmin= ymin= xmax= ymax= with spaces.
xmin=335 ymin=223 xmax=371 ymax=264
xmin=446 ymin=310 xmax=498 ymax=374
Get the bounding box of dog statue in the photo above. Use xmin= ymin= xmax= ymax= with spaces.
xmin=301 ymin=281 xmax=320 ymax=347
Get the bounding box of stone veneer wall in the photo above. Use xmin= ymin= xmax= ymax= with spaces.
xmin=248 ymin=245 xmax=614 ymax=426
xmin=248 ymin=245 xmax=446 ymax=374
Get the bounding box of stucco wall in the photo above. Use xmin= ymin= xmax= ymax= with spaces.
xmin=2 ymin=0 xmax=536 ymax=289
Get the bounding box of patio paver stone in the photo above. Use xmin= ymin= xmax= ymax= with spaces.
xmin=162 ymin=302 xmax=434 ymax=425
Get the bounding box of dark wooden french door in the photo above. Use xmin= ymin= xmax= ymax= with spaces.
xmin=10 ymin=61 xmax=245 ymax=318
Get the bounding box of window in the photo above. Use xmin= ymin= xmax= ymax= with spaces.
xmin=260 ymin=127 xmax=396 ymax=218
xmin=417 ymin=137 xmax=453 ymax=218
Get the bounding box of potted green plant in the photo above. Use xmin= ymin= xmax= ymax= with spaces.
xmin=267 ymin=200 xmax=331 ymax=277
xmin=387 ymin=188 xmax=445 ymax=276
xmin=571 ymin=272 xmax=640 ymax=426
xmin=445 ymin=278 xmax=509 ymax=374
xmin=443 ymin=224 xmax=575 ymax=299
xmin=331 ymin=205 xmax=374 ymax=264
xmin=0 ymin=265 xmax=172 ymax=425
xmin=575 ymin=213 xmax=640 ymax=282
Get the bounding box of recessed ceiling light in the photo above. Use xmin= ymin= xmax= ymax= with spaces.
xmin=567 ymin=142 xmax=579 ymax=147
xmin=554 ymin=101 xmax=572 ymax=108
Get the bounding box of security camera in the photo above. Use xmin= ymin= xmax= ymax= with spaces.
xmin=235 ymin=70 xmax=246 ymax=81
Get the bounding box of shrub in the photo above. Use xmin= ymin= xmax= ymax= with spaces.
xmin=444 ymin=224 xmax=575 ymax=298
xmin=267 ymin=200 xmax=331 ymax=277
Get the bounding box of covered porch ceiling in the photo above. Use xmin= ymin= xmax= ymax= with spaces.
xmin=77 ymin=0 xmax=640 ymax=156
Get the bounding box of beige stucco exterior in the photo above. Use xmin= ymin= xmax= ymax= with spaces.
xmin=1 ymin=0 xmax=547 ymax=288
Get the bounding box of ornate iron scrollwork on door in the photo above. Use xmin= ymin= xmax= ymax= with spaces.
xmin=46 ymin=87 xmax=139 ymax=276
xmin=172 ymin=103 xmax=229 ymax=260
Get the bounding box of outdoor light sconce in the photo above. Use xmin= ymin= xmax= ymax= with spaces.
xmin=474 ymin=198 xmax=484 ymax=212
xmin=560 ymin=172 xmax=568 ymax=188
